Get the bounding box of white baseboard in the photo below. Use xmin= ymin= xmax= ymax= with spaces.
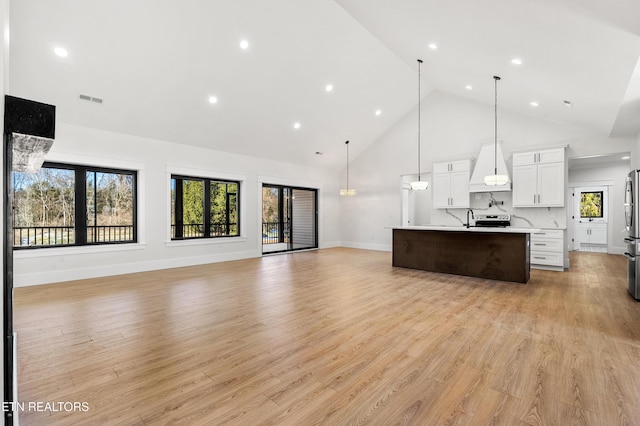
xmin=319 ymin=240 xmax=341 ymax=249
xmin=14 ymin=249 xmax=259 ymax=287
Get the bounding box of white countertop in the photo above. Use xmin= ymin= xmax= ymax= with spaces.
xmin=390 ymin=225 xmax=541 ymax=234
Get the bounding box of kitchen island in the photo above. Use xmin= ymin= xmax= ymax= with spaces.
xmin=392 ymin=226 xmax=539 ymax=283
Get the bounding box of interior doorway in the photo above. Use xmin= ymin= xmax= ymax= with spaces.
xmin=572 ymin=186 xmax=608 ymax=253
xmin=401 ymin=173 xmax=432 ymax=226
xmin=262 ymin=184 xmax=317 ymax=254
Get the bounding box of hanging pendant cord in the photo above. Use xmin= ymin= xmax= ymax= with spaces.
xmin=417 ymin=59 xmax=423 ymax=182
xmin=494 ymin=76 xmax=500 ymax=176
xmin=345 ymin=140 xmax=349 ymax=188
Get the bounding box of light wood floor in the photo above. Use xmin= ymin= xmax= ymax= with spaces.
xmin=13 ymin=248 xmax=640 ymax=425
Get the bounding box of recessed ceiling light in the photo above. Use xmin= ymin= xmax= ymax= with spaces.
xmin=511 ymin=58 xmax=522 ymax=65
xmin=428 ymin=43 xmax=438 ymax=50
xmin=563 ymin=100 xmax=573 ymax=107
xmin=375 ymin=109 xmax=382 ymax=116
xmin=622 ymin=155 xmax=631 ymax=160
xmin=325 ymin=84 xmax=333 ymax=92
xmin=208 ymin=96 xmax=218 ymax=104
xmin=465 ymin=85 xmax=473 ymax=91
xmin=293 ymin=122 xmax=301 ymax=129
xmin=54 ymin=46 xmax=68 ymax=57
xmin=239 ymin=40 xmax=249 ymax=50
xmin=530 ymin=101 xmax=539 ymax=107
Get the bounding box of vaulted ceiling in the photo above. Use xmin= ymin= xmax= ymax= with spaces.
xmin=9 ymin=0 xmax=640 ymax=170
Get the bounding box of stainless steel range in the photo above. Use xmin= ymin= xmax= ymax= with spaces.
xmin=474 ymin=214 xmax=511 ymax=227
xmin=624 ymin=170 xmax=640 ymax=300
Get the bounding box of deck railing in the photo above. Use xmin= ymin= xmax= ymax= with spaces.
xmin=170 ymin=223 xmax=238 ymax=239
xmin=13 ymin=225 xmax=134 ymax=247
xmin=262 ymin=222 xmax=290 ymax=244
xmin=88 ymin=225 xmax=135 ymax=243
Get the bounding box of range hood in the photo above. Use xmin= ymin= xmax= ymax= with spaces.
xmin=469 ymin=141 xmax=511 ymax=192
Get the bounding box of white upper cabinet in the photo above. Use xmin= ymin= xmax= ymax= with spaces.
xmin=433 ymin=159 xmax=471 ymax=209
xmin=512 ymin=147 xmax=565 ymax=207
xmin=512 ymin=147 xmax=565 ymax=167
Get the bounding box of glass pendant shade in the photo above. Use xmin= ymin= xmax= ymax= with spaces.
xmin=410 ymin=180 xmax=429 ymax=191
xmin=484 ymin=174 xmax=509 ymax=186
xmin=485 ymin=75 xmax=508 ymax=187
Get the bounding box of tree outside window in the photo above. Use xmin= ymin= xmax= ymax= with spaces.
xmin=171 ymin=176 xmax=240 ymax=239
xmin=580 ymin=191 xmax=603 ymax=218
xmin=12 ymin=163 xmax=137 ymax=248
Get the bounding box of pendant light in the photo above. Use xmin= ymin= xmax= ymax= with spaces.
xmin=484 ymin=75 xmax=509 ymax=186
xmin=410 ymin=59 xmax=428 ymax=191
xmin=340 ymin=140 xmax=356 ymax=196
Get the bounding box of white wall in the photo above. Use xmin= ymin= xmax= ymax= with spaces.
xmin=13 ymin=123 xmax=341 ymax=286
xmin=569 ymin=162 xmax=631 ymax=254
xmin=340 ymin=90 xmax=637 ymax=251
xmin=636 ymin=132 xmax=640 ymax=168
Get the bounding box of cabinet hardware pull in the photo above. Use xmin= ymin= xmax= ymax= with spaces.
xmin=534 ymin=243 xmax=546 ymax=246
xmin=533 ymin=256 xmax=546 ymax=259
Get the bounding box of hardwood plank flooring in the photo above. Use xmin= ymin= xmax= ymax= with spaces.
xmin=13 ymin=248 xmax=640 ymax=425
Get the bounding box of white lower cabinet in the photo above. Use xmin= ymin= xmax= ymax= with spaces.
xmin=574 ymin=222 xmax=607 ymax=246
xmin=530 ymin=229 xmax=564 ymax=271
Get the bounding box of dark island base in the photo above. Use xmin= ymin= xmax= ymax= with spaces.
xmin=392 ymin=229 xmax=530 ymax=283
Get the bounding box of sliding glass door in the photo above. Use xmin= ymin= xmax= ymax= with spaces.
xmin=262 ymin=184 xmax=317 ymax=254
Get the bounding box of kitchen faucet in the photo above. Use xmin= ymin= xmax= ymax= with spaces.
xmin=466 ymin=209 xmax=474 ymax=228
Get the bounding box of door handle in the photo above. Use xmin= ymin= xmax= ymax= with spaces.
xmin=624 ymin=252 xmax=636 ymax=262
xmin=624 ymin=237 xmax=635 ymax=243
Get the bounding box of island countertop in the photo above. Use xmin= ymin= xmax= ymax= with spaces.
xmin=389 ymin=225 xmax=541 ymax=234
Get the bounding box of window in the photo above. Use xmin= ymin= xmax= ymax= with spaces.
xmin=580 ymin=191 xmax=603 ymax=218
xmin=171 ymin=175 xmax=239 ymax=239
xmin=12 ymin=162 xmax=137 ymax=248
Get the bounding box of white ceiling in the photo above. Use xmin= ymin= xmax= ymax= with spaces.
xmin=8 ymin=0 xmax=640 ymax=170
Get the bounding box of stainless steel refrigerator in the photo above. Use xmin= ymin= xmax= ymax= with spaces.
xmin=624 ymin=170 xmax=640 ymax=299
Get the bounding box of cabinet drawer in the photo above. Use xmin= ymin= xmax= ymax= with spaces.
xmin=433 ymin=159 xmax=471 ymax=174
xmin=531 ymin=251 xmax=563 ymax=266
xmin=450 ymin=159 xmax=471 ymax=172
xmin=513 ymin=151 xmax=537 ymax=167
xmin=531 ymin=229 xmax=563 ymax=239
xmin=433 ymin=162 xmax=450 ymax=174
xmin=538 ymin=148 xmax=564 ymax=164
xmin=513 ymin=148 xmax=564 ymax=166
xmin=530 ymin=238 xmax=562 ymax=252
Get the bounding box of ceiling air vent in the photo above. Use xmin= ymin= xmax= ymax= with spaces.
xmin=78 ymin=94 xmax=103 ymax=104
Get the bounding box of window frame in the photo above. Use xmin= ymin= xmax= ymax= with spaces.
xmin=12 ymin=161 xmax=138 ymax=250
xmin=579 ymin=190 xmax=604 ymax=219
xmin=170 ymin=174 xmax=241 ymax=241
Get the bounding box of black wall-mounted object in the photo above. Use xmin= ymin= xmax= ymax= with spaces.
xmin=4 ymin=95 xmax=56 ymax=139
xmin=3 ymin=95 xmax=56 ymax=425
